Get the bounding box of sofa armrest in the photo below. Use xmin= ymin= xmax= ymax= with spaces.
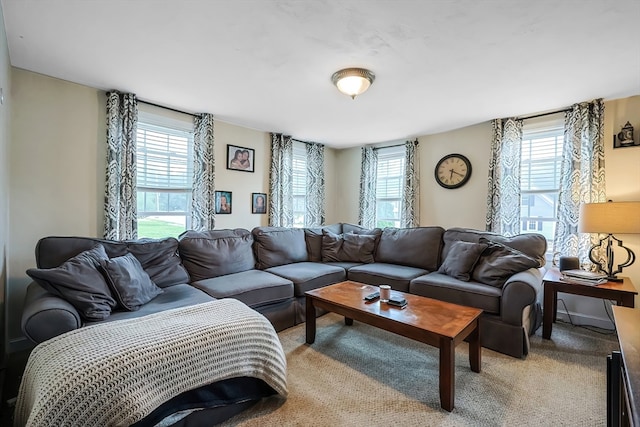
xmin=22 ymin=281 xmax=82 ymax=344
xmin=500 ymin=267 xmax=543 ymax=326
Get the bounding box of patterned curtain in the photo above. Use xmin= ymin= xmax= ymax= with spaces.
xmin=104 ymin=91 xmax=138 ymax=240
xmin=305 ymin=142 xmax=325 ymax=227
xmin=401 ymin=140 xmax=419 ymax=228
xmin=553 ymin=99 xmax=606 ymax=265
xmin=358 ymin=146 xmax=378 ymax=228
xmin=191 ymin=113 xmax=215 ymax=231
xmin=269 ymin=133 xmax=294 ymax=227
xmin=486 ymin=118 xmax=523 ymax=236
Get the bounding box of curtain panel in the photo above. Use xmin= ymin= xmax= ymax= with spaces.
xmin=554 ymin=99 xmax=606 ymax=265
xmin=269 ymin=133 xmax=294 ymax=227
xmin=486 ymin=118 xmax=523 ymax=236
xmin=401 ymin=140 xmax=419 ymax=228
xmin=104 ymin=91 xmax=138 ymax=240
xmin=305 ymin=142 xmax=325 ymax=227
xmin=191 ymin=113 xmax=215 ymax=231
xmin=358 ymin=146 xmax=378 ymax=228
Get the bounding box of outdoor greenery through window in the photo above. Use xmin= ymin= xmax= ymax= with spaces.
xmin=375 ymin=145 xmax=405 ymax=228
xmin=520 ymin=121 xmax=564 ymax=261
xmin=292 ymin=141 xmax=307 ymax=228
xmin=136 ymin=116 xmax=194 ymax=239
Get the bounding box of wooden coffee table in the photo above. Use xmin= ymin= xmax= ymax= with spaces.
xmin=305 ymin=280 xmax=482 ymax=412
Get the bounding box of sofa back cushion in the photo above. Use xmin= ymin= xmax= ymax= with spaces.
xmin=34 ymin=236 xmax=190 ymax=288
xmin=442 ymin=228 xmax=547 ymax=267
xmin=304 ymin=223 xmax=343 ymax=262
xmin=375 ymin=226 xmax=444 ymax=270
xmin=321 ymin=230 xmax=378 ymax=263
xmin=178 ymin=229 xmax=255 ymax=282
xmin=253 ymin=227 xmax=308 ymax=269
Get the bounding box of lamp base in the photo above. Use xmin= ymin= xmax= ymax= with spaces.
xmin=606 ymin=276 xmax=624 ymax=283
xmin=588 ymin=233 xmax=636 ymax=282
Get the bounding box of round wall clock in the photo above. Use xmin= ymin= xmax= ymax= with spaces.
xmin=434 ymin=153 xmax=472 ymax=189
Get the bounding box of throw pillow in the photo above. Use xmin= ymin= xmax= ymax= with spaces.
xmin=472 ymin=238 xmax=540 ymax=287
xmin=26 ymin=244 xmax=117 ymax=321
xmin=437 ymin=241 xmax=488 ymax=281
xmin=100 ymin=253 xmax=163 ymax=311
xmin=321 ymin=230 xmax=377 ymax=263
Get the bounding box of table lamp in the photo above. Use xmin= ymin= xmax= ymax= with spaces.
xmin=578 ymin=201 xmax=640 ymax=282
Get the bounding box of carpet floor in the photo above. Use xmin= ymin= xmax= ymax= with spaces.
xmin=219 ymin=313 xmax=618 ymax=426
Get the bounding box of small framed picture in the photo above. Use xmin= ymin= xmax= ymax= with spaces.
xmin=227 ymin=145 xmax=255 ymax=172
xmin=252 ymin=193 xmax=267 ymax=214
xmin=215 ymin=191 xmax=232 ymax=214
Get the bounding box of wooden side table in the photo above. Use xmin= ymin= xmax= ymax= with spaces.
xmin=542 ymin=268 xmax=637 ymax=339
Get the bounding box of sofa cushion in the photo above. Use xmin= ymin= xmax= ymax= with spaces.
xmin=471 ymin=239 xmax=540 ymax=287
xmin=438 ymin=241 xmax=488 ymax=281
xmin=253 ymin=227 xmax=309 ymax=269
xmin=348 ymin=262 xmax=428 ymax=293
xmin=375 ymin=226 xmax=444 ymax=270
xmin=34 ymin=236 xmax=190 ymax=288
xmin=26 ymin=244 xmax=117 ymax=321
xmin=410 ymin=272 xmax=501 ymax=314
xmin=321 ymin=230 xmax=377 ymax=263
xmin=442 ymin=228 xmax=547 ymax=268
xmin=304 ymin=223 xmax=343 ymax=262
xmin=265 ymin=262 xmax=345 ymax=296
xmin=191 ymin=270 xmax=294 ymax=307
xmin=100 ymin=252 xmax=163 ymax=311
xmin=178 ymin=229 xmax=255 ymax=281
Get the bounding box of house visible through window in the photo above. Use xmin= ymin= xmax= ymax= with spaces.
xmin=136 ymin=111 xmax=194 ymax=238
xmin=375 ymin=145 xmax=405 ymax=228
xmin=520 ymin=119 xmax=564 ymax=260
xmin=292 ymin=141 xmax=307 ymax=228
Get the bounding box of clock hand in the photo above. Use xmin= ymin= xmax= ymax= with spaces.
xmin=451 ymin=170 xmax=465 ymax=177
xmin=449 ymin=169 xmax=454 ymax=180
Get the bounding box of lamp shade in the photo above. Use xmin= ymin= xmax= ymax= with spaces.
xmin=331 ymin=68 xmax=375 ymax=99
xmin=578 ymin=201 xmax=640 ymax=234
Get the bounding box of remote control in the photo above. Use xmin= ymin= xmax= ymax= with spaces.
xmin=364 ymin=291 xmax=380 ymax=301
xmin=387 ymin=297 xmax=407 ymax=307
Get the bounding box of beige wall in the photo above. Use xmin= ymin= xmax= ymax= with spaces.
xmin=1 ymin=3 xmax=11 ymax=360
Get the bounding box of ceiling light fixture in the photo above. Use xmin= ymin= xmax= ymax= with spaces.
xmin=331 ymin=68 xmax=375 ymax=99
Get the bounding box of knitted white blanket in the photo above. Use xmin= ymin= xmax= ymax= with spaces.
xmin=14 ymin=299 xmax=288 ymax=427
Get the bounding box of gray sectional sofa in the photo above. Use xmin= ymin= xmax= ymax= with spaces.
xmin=22 ymin=223 xmax=547 ymax=358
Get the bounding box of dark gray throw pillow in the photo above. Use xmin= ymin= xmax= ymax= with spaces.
xmin=472 ymin=238 xmax=540 ymax=287
xmin=100 ymin=253 xmax=163 ymax=311
xmin=26 ymin=244 xmax=117 ymax=321
xmin=321 ymin=230 xmax=377 ymax=263
xmin=437 ymin=241 xmax=488 ymax=281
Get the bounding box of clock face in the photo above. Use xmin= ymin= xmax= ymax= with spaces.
xmin=435 ymin=154 xmax=472 ymax=189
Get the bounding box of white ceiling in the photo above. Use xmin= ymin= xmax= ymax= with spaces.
xmin=2 ymin=0 xmax=639 ymax=148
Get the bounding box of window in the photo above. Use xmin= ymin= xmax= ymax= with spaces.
xmin=375 ymin=145 xmax=405 ymax=228
xmin=292 ymin=141 xmax=307 ymax=228
xmin=136 ymin=110 xmax=194 ymax=238
xmin=520 ymin=120 xmax=564 ymax=260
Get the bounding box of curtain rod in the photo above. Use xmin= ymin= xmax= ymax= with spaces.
xmin=139 ymin=100 xmax=197 ymax=118
xmin=516 ymin=107 xmax=572 ymax=121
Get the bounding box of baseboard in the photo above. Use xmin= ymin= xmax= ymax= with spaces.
xmin=555 ymin=310 xmax=615 ymax=331
xmin=8 ymin=337 xmax=33 ymax=353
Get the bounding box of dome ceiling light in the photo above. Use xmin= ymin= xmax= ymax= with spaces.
xmin=331 ymin=68 xmax=375 ymax=99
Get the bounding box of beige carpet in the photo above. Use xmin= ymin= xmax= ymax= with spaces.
xmin=219 ymin=313 xmax=618 ymax=426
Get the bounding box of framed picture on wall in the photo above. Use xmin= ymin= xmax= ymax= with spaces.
xmin=252 ymin=193 xmax=267 ymax=214
xmin=215 ymin=191 xmax=232 ymax=214
xmin=227 ymin=145 xmax=255 ymax=172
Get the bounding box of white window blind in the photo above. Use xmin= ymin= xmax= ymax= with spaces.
xmin=292 ymin=141 xmax=307 ymax=228
xmin=136 ymin=110 xmax=194 ymax=239
xmin=375 ymin=145 xmax=405 ymax=228
xmin=520 ymin=119 xmax=564 ymax=261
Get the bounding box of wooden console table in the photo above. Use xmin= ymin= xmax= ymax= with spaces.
xmin=608 ymin=306 xmax=640 ymax=427
xmin=542 ymin=268 xmax=637 ymax=340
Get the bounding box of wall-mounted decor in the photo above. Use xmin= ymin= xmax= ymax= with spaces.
xmin=434 ymin=153 xmax=472 ymax=189
xmin=252 ymin=193 xmax=267 ymax=214
xmin=613 ymin=121 xmax=638 ymax=148
xmin=227 ymin=145 xmax=255 ymax=172
xmin=215 ymin=191 xmax=232 ymax=214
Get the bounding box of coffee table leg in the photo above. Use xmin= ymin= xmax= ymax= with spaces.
xmin=344 ymin=317 xmax=353 ymax=326
xmin=468 ymin=321 xmax=481 ymax=373
xmin=306 ymin=295 xmax=316 ymax=344
xmin=543 ymin=283 xmax=553 ymax=339
xmin=439 ymin=337 xmax=455 ymax=412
